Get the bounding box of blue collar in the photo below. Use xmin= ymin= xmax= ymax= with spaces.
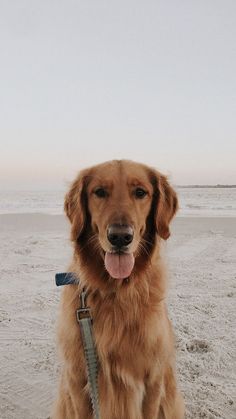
xmin=55 ymin=272 xmax=78 ymax=286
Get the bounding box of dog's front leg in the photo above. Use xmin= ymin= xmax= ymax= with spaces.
xmin=52 ymin=372 xmax=93 ymax=419
xmin=142 ymin=377 xmax=163 ymax=419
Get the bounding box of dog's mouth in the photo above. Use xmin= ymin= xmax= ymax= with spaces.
xmin=104 ymin=251 xmax=135 ymax=280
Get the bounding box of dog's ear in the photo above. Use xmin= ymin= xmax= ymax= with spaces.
xmin=64 ymin=169 xmax=90 ymax=242
xmin=157 ymin=175 xmax=178 ymax=240
xmin=150 ymin=171 xmax=178 ymax=240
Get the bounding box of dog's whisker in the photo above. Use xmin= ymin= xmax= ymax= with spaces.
xmin=140 ymin=236 xmax=154 ymax=247
xmin=138 ymin=240 xmax=151 ymax=258
xmin=79 ymin=234 xmax=98 ymax=253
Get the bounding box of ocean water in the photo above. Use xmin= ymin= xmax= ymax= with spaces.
xmin=0 ymin=190 xmax=65 ymax=215
xmin=177 ymin=187 xmax=236 ymax=217
xmin=0 ymin=188 xmax=235 ymax=217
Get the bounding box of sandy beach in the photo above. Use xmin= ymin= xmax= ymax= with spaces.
xmin=0 ymin=214 xmax=235 ymax=419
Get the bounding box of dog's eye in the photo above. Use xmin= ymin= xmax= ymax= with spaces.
xmin=134 ymin=188 xmax=148 ymax=199
xmin=94 ymin=188 xmax=108 ymax=198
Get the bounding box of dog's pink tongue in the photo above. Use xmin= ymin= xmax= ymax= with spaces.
xmin=104 ymin=253 xmax=135 ymax=279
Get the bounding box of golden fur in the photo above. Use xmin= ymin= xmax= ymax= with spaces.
xmin=52 ymin=160 xmax=184 ymax=419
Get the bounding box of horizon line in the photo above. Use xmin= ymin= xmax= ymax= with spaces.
xmin=1 ymin=184 xmax=236 ymax=192
xmin=177 ymin=184 xmax=236 ymax=188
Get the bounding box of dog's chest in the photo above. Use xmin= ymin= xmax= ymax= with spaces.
xmin=92 ymin=301 xmax=158 ymax=383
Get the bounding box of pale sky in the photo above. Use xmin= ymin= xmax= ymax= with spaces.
xmin=0 ymin=0 xmax=235 ymax=190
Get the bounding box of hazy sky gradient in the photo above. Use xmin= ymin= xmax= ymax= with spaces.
xmin=0 ymin=0 xmax=235 ymax=189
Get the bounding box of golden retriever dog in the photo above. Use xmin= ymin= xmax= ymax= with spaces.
xmin=52 ymin=160 xmax=184 ymax=419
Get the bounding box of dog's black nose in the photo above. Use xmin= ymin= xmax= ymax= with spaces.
xmin=107 ymin=224 xmax=134 ymax=248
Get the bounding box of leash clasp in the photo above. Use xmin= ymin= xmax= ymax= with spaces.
xmin=76 ymin=308 xmax=91 ymax=321
xmin=76 ymin=288 xmax=92 ymax=321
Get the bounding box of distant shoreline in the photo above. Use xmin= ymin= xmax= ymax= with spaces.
xmin=1 ymin=185 xmax=236 ymax=192
xmin=177 ymin=185 xmax=236 ymax=188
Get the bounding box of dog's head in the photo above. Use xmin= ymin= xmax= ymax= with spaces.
xmin=65 ymin=160 xmax=178 ymax=282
